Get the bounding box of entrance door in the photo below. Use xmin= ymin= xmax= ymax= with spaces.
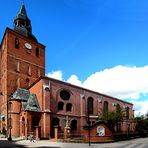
xmin=51 ymin=118 xmax=59 ymax=138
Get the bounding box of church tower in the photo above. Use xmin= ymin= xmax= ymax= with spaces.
xmin=0 ymin=2 xmax=45 ymax=132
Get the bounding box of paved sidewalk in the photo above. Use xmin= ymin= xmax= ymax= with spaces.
xmin=16 ymin=140 xmax=114 ymax=148
xmin=1 ymin=137 xmax=148 ymax=148
xmin=15 ymin=138 xmax=147 ymax=148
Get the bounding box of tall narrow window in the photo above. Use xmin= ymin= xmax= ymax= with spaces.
xmin=38 ymin=69 xmax=41 ymax=77
xmin=17 ymin=78 xmax=20 ymax=88
xmin=58 ymin=102 xmax=64 ymax=111
xmin=71 ymin=120 xmax=77 ymax=131
xmin=126 ymin=107 xmax=129 ymax=119
xmin=87 ymin=97 xmax=94 ymax=115
xmin=36 ymin=47 xmax=40 ymax=57
xmin=66 ymin=103 xmax=72 ymax=112
xmin=116 ymin=104 xmax=121 ymax=114
xmin=15 ymin=38 xmax=19 ymax=48
xmin=8 ymin=102 xmax=13 ymax=111
xmin=103 ymin=101 xmax=108 ymax=116
xmin=16 ymin=60 xmax=20 ymax=72
xmin=28 ymin=65 xmax=31 ymax=76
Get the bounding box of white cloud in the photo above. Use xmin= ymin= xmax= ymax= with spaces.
xmin=83 ymin=65 xmax=148 ymax=99
xmin=46 ymin=65 xmax=148 ymax=115
xmin=46 ymin=71 xmax=63 ymax=80
xmin=67 ymin=74 xmax=82 ymax=86
xmin=132 ymin=100 xmax=148 ymax=116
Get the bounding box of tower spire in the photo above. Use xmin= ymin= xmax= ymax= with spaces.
xmin=13 ymin=2 xmax=37 ymax=41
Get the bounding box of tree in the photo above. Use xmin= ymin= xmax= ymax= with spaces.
xmin=99 ymin=105 xmax=123 ymax=132
xmin=135 ymin=115 xmax=148 ymax=135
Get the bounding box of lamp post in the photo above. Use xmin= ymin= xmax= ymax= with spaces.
xmin=126 ymin=123 xmax=130 ymax=139
xmin=87 ymin=105 xmax=91 ymax=146
xmin=7 ymin=99 xmax=12 ymax=141
xmin=88 ymin=113 xmax=91 ymax=146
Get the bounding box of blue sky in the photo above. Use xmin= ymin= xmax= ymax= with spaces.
xmin=1 ymin=0 xmax=148 ymax=115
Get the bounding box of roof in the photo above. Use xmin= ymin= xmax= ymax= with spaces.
xmin=0 ymin=28 xmax=45 ymax=49
xmin=28 ymin=76 xmax=133 ymax=106
xmin=13 ymin=2 xmax=37 ymax=42
xmin=14 ymin=3 xmax=28 ymax=21
xmin=11 ymin=88 xmax=41 ymax=112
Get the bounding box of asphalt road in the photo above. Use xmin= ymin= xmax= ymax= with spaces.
xmin=1 ymin=137 xmax=148 ymax=148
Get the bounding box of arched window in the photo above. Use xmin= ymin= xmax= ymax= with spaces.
xmin=15 ymin=38 xmax=19 ymax=48
xmin=126 ymin=107 xmax=129 ymax=119
xmin=103 ymin=101 xmax=108 ymax=115
xmin=8 ymin=102 xmax=13 ymax=111
xmin=36 ymin=47 xmax=40 ymax=57
xmin=87 ymin=97 xmax=93 ymax=115
xmin=71 ymin=120 xmax=77 ymax=131
xmin=116 ymin=104 xmax=121 ymax=113
xmin=66 ymin=103 xmax=72 ymax=112
xmin=58 ymin=102 xmax=64 ymax=111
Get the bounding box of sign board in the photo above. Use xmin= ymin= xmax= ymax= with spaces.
xmin=97 ymin=126 xmax=105 ymax=136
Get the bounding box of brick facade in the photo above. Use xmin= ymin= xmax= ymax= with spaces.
xmin=0 ymin=3 xmax=136 ymax=141
xmin=27 ymin=76 xmax=135 ymax=139
xmin=0 ymin=28 xmax=45 ymax=135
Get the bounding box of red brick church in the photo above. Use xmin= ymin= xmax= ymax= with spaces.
xmin=0 ymin=2 xmax=135 ymax=141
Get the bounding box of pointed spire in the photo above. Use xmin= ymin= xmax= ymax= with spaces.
xmin=18 ymin=2 xmax=28 ymax=18
xmin=13 ymin=2 xmax=37 ymax=42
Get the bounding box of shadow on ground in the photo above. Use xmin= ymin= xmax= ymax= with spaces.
xmin=0 ymin=140 xmax=61 ymax=148
xmin=36 ymin=147 xmax=61 ymax=148
xmin=0 ymin=140 xmax=27 ymax=147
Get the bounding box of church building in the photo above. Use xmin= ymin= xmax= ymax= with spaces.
xmin=0 ymin=3 xmax=135 ymax=141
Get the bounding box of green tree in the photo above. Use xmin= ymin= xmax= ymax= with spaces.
xmin=99 ymin=105 xmax=123 ymax=132
xmin=135 ymin=115 xmax=148 ymax=134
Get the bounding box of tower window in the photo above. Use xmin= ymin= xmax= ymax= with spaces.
xmin=16 ymin=60 xmax=20 ymax=72
xmin=15 ymin=38 xmax=19 ymax=48
xmin=17 ymin=78 xmax=20 ymax=88
xmin=28 ymin=65 xmax=31 ymax=76
xmin=36 ymin=47 xmax=40 ymax=57
xmin=8 ymin=102 xmax=13 ymax=111
xmin=38 ymin=69 xmax=41 ymax=77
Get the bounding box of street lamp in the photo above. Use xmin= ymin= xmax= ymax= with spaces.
xmin=8 ymin=101 xmax=12 ymax=141
xmin=126 ymin=123 xmax=130 ymax=139
xmin=87 ymin=105 xmax=91 ymax=146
